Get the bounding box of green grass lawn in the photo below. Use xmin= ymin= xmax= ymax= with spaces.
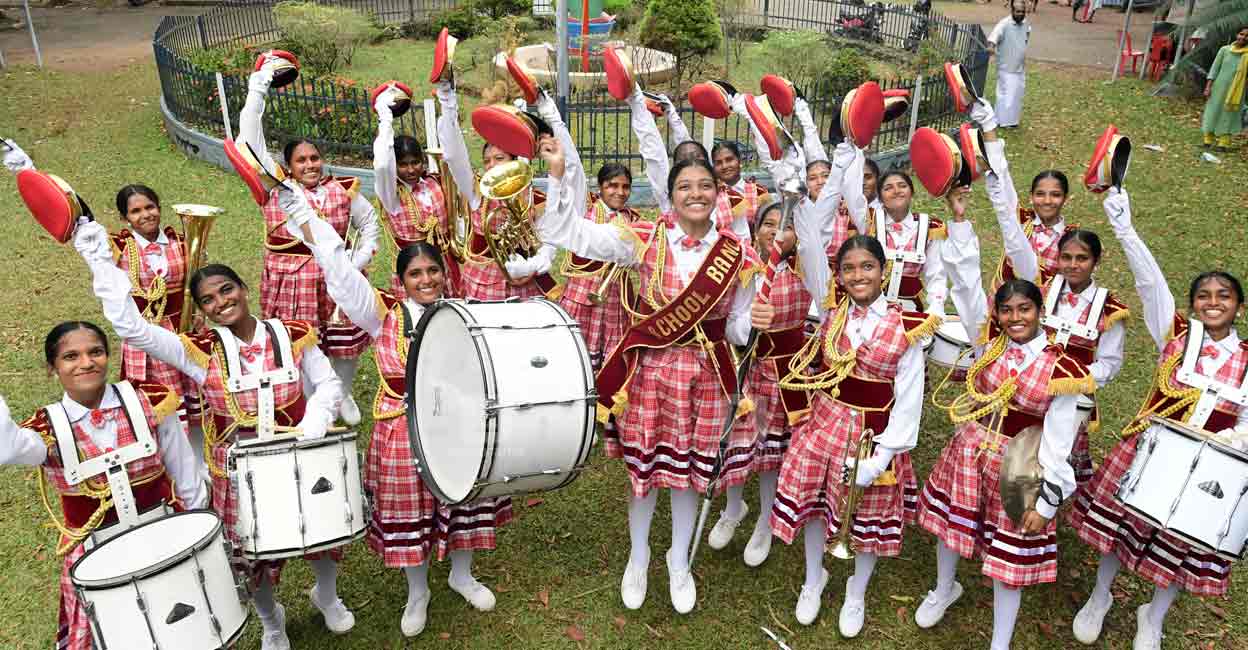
xmin=1 ymin=59 xmax=1246 ymax=649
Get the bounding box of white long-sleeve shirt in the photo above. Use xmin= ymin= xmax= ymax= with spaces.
xmin=794 ymin=97 xmax=828 ymax=164
xmin=540 ymin=174 xmax=756 ymax=346
xmin=794 ymin=157 xmax=852 ymax=320
xmin=631 ymin=86 xmax=675 ymax=215
xmin=838 ymin=294 xmax=925 ymax=454
xmin=238 ymin=81 xmax=380 ymax=268
xmin=0 ymin=389 xmax=207 ymax=510
xmin=942 ymin=219 xmax=1078 ymax=519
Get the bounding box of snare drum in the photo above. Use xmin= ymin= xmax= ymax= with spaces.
xmin=1117 ymin=417 xmax=1248 ymax=560
xmin=407 ymin=298 xmax=597 ymax=505
xmin=228 ymin=431 xmax=367 ymax=560
xmin=1075 ymin=395 xmax=1095 ymax=430
xmin=70 ymin=510 xmax=248 ymax=650
xmin=927 ymin=316 xmax=973 ymax=380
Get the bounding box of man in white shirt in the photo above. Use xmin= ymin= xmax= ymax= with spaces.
xmin=987 ymin=3 xmax=1032 ymax=128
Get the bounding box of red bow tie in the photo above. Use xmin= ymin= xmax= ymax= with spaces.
xmin=1004 ymin=347 xmax=1026 ymax=365
xmin=851 ymin=305 xmax=868 ymax=320
xmin=143 ymin=242 xmax=161 ymax=254
xmin=680 ymin=237 xmax=703 ymax=251
xmin=1201 ymin=344 xmax=1219 ymax=359
xmin=1033 ymin=223 xmax=1054 ymax=236
xmin=239 ymin=343 xmax=263 ymax=363
xmin=89 ymin=409 xmax=114 ymax=429
xmin=889 ymin=221 xmax=904 ymax=233
xmin=1064 ymin=292 xmax=1080 ymax=307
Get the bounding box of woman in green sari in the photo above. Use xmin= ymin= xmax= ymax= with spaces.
xmin=1202 ymin=26 xmax=1248 ymax=151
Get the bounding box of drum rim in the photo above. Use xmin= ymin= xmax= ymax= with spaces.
xmin=1148 ymin=415 xmax=1248 ymax=462
xmin=530 ymin=298 xmax=599 ymax=493
xmin=70 ymin=509 xmax=224 ymax=589
xmin=228 ymin=430 xmax=358 ymax=457
xmin=406 ymin=299 xmax=491 ymax=505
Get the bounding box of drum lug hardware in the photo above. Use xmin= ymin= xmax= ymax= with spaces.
xmin=210 ymin=614 xmax=222 ymax=636
xmin=197 ymin=567 xmax=207 ymax=585
xmin=530 ymin=355 xmax=548 ymax=368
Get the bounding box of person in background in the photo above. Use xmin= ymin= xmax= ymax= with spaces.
xmin=1201 ymin=26 xmax=1248 ymax=152
xmin=987 ymin=2 xmax=1032 ymax=129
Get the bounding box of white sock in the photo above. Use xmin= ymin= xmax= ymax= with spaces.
xmin=448 ymin=550 xmax=475 ymax=587
xmin=1147 ymin=583 xmax=1180 ymax=627
xmin=991 ymin=579 xmax=1022 ymax=650
xmin=753 ymin=470 xmax=779 ymax=535
xmin=404 ymin=564 xmax=430 ymax=607
xmin=668 ymin=488 xmax=699 ymax=572
xmin=253 ymin=577 xmax=281 ymax=628
xmin=329 ymin=355 xmax=361 ymax=392
xmin=848 ymin=552 xmax=878 ymax=601
xmin=723 ymin=484 xmax=745 ymax=519
xmin=935 ymin=541 xmax=960 ymax=596
xmin=627 ymin=491 xmax=659 ymax=567
xmin=1092 ymin=553 xmax=1121 ymax=601
xmin=803 ymin=519 xmax=827 ymax=587
xmin=310 ymin=557 xmax=340 ymax=606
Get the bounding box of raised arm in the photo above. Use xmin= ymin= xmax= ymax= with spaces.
xmin=839 ymin=145 xmax=870 ymax=234
xmin=1103 ymin=188 xmax=1173 ymax=351
xmin=2 ymin=138 xmax=35 ymax=173
xmin=630 ymin=86 xmax=672 ymax=214
xmin=665 ymin=99 xmax=692 ymax=145
xmin=941 ymin=203 xmax=990 ymax=351
xmin=436 ymin=81 xmax=482 ymax=211
xmin=236 ymin=65 xmax=278 ymax=173
xmin=74 ymin=223 xmax=208 ymax=385
xmin=731 ymin=93 xmax=804 ymax=186
xmin=535 ymin=91 xmax=587 ymax=211
xmin=794 ymin=98 xmax=827 ymax=164
xmin=371 ymin=90 xmax=403 ymax=217
xmin=535 ymin=136 xmax=638 ymax=265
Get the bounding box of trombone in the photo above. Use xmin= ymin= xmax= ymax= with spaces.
xmin=171 ymin=204 xmax=222 ymax=333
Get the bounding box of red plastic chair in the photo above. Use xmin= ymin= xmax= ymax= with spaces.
xmin=1146 ymin=34 xmax=1173 ymax=81
xmin=1119 ymin=31 xmax=1145 ymax=73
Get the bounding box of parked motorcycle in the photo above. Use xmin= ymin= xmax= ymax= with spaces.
xmin=833 ymin=0 xmax=885 ymax=44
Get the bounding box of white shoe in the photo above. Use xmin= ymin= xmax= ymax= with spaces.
xmin=839 ymin=578 xmax=866 ymax=638
xmin=665 ymin=549 xmax=697 ymax=614
xmin=309 ymin=586 xmax=356 ymax=634
xmin=707 ymin=504 xmax=748 ymax=550
xmin=260 ymin=603 xmax=291 ymax=650
xmin=1133 ymin=603 xmax=1163 ymax=650
xmin=914 ymin=581 xmax=963 ymax=629
xmin=401 ymin=592 xmax=431 ymax=637
xmin=449 ymin=575 xmax=496 ymax=611
xmin=339 ymin=395 xmax=361 ymax=426
xmin=1073 ymin=590 xmax=1113 ymax=644
xmin=621 ymin=555 xmax=649 ymax=610
xmin=743 ymin=525 xmax=773 ymax=567
xmin=795 ymin=569 xmax=829 ymax=625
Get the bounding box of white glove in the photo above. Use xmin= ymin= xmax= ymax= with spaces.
xmin=435 ymin=81 xmax=458 ymax=111
xmin=794 ymin=97 xmax=818 ymax=133
xmin=276 ymin=185 xmax=313 ymax=228
xmin=832 ymin=139 xmax=856 ymax=170
xmin=1103 ymin=187 xmax=1131 ymax=227
xmin=373 ymin=85 xmax=399 ymax=117
xmin=729 ymin=91 xmax=748 ymax=116
xmin=1214 ymin=428 xmax=1248 ymax=451
xmin=73 ymin=221 xmax=111 ymax=262
xmin=657 ymin=93 xmax=677 ymax=114
xmin=853 ymin=452 xmax=894 ymax=488
xmin=247 ymin=67 xmax=274 ymax=95
xmin=504 ymin=253 xmax=534 ymax=278
xmin=2 ymin=139 xmax=34 ymax=173
xmin=970 ymin=99 xmax=998 ymax=132
xmin=297 ymin=413 xmax=328 ymax=440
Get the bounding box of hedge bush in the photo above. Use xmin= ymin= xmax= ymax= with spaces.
xmin=272 ymin=1 xmax=382 ymax=74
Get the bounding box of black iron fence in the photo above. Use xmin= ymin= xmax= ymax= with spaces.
xmin=154 ymin=0 xmax=988 ymax=174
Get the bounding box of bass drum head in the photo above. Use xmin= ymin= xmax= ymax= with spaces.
xmin=408 ymin=301 xmax=488 ymax=504
xmin=71 ymin=510 xmax=220 ymax=587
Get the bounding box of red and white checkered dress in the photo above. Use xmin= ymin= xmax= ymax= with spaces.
xmin=746 ymin=264 xmax=811 ymax=473
xmin=559 ymin=201 xmax=640 ymax=368
xmin=260 ymin=178 xmax=370 ymax=358
xmin=608 ymin=225 xmax=758 ymax=497
xmin=824 ymin=203 xmax=860 ymax=265
xmin=1068 ymin=319 xmax=1245 ymax=597
xmin=366 ymin=298 xmax=513 ymax=567
xmin=917 ymin=343 xmax=1084 ymax=588
xmin=22 ymin=384 xmax=178 ymax=650
xmin=113 ymin=228 xmax=190 ymax=415
xmin=459 ymin=190 xmax=550 ymax=301
xmin=719 ymin=180 xmax=768 ymax=231
xmin=382 ymin=175 xmax=454 ymax=297
xmin=190 ymin=321 xmax=341 ymax=585
xmin=993 ymin=209 xmax=1073 ymax=289
xmin=770 ymin=302 xmax=921 ymax=556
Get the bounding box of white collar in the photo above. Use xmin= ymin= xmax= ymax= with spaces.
xmin=1007 ymin=331 xmax=1049 ymax=357
xmin=1063 ymin=279 xmax=1097 ymax=301
xmin=61 ymin=385 xmax=120 ymax=424
xmin=849 ymin=294 xmax=890 ymax=318
xmin=666 ymin=220 xmax=720 ymax=248
xmin=131 ymin=229 xmax=170 ymax=248
xmin=402 ymin=298 xmax=428 ymax=316
xmin=1203 ymin=329 xmax=1242 ymax=353
xmin=1031 ymin=215 xmax=1065 ymax=233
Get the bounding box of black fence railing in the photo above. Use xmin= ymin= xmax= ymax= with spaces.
xmin=154 ymin=0 xmax=988 ymax=175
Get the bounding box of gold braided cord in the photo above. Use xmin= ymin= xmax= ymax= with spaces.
xmin=622 ymin=222 xmax=669 ymax=320
xmin=373 ymin=302 xmax=408 ymax=421
xmin=124 ymin=237 xmax=170 ymax=323
xmin=40 ymin=470 xmax=111 ymax=555
xmin=1120 ymin=349 xmax=1200 ymax=438
xmin=935 ymin=335 xmax=1020 ymax=426
xmin=779 ymin=299 xmax=855 ymax=392
xmin=394 ymin=183 xmax=447 ymax=249
xmin=200 ymin=339 xmax=303 ymax=477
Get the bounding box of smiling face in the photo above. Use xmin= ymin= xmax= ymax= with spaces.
xmin=755 ymin=208 xmax=796 ymax=259
xmin=1237 ymin=28 xmax=1248 ymax=47
xmin=397 ymin=154 xmax=427 ymax=186
xmin=482 ymin=144 xmax=514 ymax=172
xmin=994 ymin=292 xmax=1042 ymax=342
xmin=194 ymin=275 xmax=251 ymax=327
xmin=806 ymin=162 xmax=831 ymax=202
xmin=1058 ymin=239 xmax=1097 ymax=292
xmin=599 ymin=173 xmax=632 ymax=211
xmin=862 ymin=166 xmax=879 ymax=203
xmin=123 ymin=193 xmax=162 ymax=241
xmin=1191 ymin=276 xmax=1242 ymax=335
xmin=672 ymin=165 xmax=717 ymax=226
xmin=838 ymin=247 xmax=884 ymax=305
xmin=1030 ymin=177 xmax=1067 ymax=223
xmin=712 ymin=147 xmax=742 ymax=186
xmin=288 ymin=142 xmax=325 ymax=188
xmin=49 ymin=329 xmax=110 ymax=398
xmin=401 ymin=254 xmax=446 ymax=305
xmin=879 ymin=173 xmax=913 ymax=217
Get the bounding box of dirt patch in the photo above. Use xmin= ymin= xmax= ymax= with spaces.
xmin=0 ymin=3 xmax=200 ymax=72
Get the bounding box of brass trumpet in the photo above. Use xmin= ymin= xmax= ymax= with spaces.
xmin=829 ymin=428 xmax=875 ymax=560
xmin=171 ymin=204 xmax=222 ymax=333
xmin=588 ymin=264 xmax=623 ymax=305
xmin=478 ymin=159 xmax=541 ymax=282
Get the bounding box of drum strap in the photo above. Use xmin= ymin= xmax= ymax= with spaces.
xmin=216 ymin=320 xmax=299 ymax=443
xmin=876 ymin=210 xmax=928 ymax=303
xmin=1177 ymin=319 xmax=1248 ymax=429
xmin=1042 ymin=275 xmax=1106 ymax=346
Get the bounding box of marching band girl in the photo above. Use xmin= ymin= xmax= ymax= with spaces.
xmin=971 ymin=102 xmax=1128 ymax=486
xmin=1067 ymin=189 xmax=1248 ymax=649
xmin=238 ymin=55 xmax=380 ymax=427
xmin=914 ymin=187 xmax=1093 ymax=650
xmin=278 ymin=191 xmax=510 ymax=637
xmin=372 ymin=84 xmax=455 ymax=297
xmin=73 ymin=219 xmax=350 ymax=650
xmin=535 ymin=134 xmax=771 ymax=614
xmin=710 ymin=141 xmax=770 ymax=229
xmin=0 ymin=322 xmax=206 ymax=650
xmin=432 ymin=77 xmax=559 ymax=301
xmin=768 ymin=142 xmax=935 ymax=634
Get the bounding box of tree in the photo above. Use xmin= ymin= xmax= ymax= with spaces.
xmin=1171 ymin=0 xmax=1248 ymax=81
xmin=638 ymin=0 xmax=721 ymax=87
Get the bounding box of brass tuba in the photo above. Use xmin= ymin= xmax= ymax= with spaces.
xmin=478 ymin=159 xmax=541 ymax=282
xmin=171 ymin=204 xmax=222 ymax=333
xmin=829 ymin=428 xmax=875 ymax=560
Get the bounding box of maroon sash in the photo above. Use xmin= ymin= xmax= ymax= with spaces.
xmin=595 ymin=234 xmax=745 ymax=421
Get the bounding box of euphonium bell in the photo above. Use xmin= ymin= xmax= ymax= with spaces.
xmin=478 ymin=159 xmax=541 ymax=282
xmin=172 ymin=203 xmax=222 ymax=333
